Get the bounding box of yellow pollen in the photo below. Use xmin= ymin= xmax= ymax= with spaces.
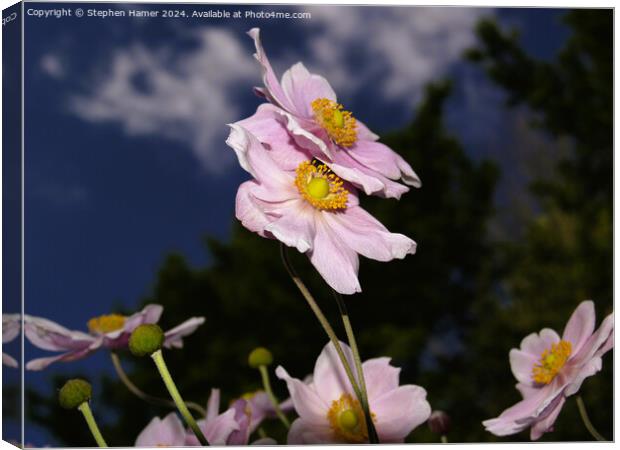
xmin=87 ymin=314 xmax=126 ymax=334
xmin=532 ymin=340 xmax=572 ymax=385
xmin=327 ymin=393 xmax=373 ymax=443
xmin=295 ymin=161 xmax=349 ymax=210
xmin=311 ymin=98 xmax=357 ymax=148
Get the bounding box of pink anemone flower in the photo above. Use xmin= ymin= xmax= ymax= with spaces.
xmin=24 ymin=304 xmax=205 ymax=370
xmin=135 ymin=412 xmax=187 ymax=447
xmin=185 ymin=389 xmax=277 ymax=445
xmin=244 ymin=28 xmax=421 ymax=200
xmin=276 ymin=341 xmax=431 ymax=444
xmin=226 ymin=124 xmax=415 ymax=295
xmin=3 ymin=314 xmax=20 ymax=368
xmin=483 ymin=300 xmax=613 ymax=440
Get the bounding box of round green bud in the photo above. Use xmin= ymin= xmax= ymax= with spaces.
xmin=248 ymin=347 xmax=273 ymax=368
xmin=59 ymin=379 xmax=92 ymax=409
xmin=339 ymin=409 xmax=359 ymax=430
xmin=129 ymin=324 xmax=164 ymax=357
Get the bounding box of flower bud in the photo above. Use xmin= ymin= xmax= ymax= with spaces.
xmin=129 ymin=324 xmax=164 ymax=357
xmin=428 ymin=410 xmax=451 ymax=435
xmin=59 ymin=379 xmax=92 ymax=409
xmin=248 ymin=347 xmax=273 ymax=368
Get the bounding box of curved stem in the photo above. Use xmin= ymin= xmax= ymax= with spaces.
xmin=258 ymin=365 xmax=290 ymax=429
xmin=332 ymin=290 xmax=379 ymax=444
xmin=279 ymin=244 xmax=363 ymax=401
xmin=110 ymin=353 xmax=206 ymax=417
xmin=151 ymin=350 xmax=209 ymax=446
xmin=77 ymin=402 xmax=108 ymax=447
xmin=576 ymin=395 xmax=606 ymax=441
xmin=440 ymin=435 xmax=448 ymax=444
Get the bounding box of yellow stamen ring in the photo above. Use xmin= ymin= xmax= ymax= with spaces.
xmin=311 ymin=98 xmax=357 ymax=148
xmin=295 ymin=161 xmax=348 ymax=210
xmin=532 ymin=340 xmax=572 ymax=385
xmin=327 ymin=393 xmax=372 ymax=443
xmin=87 ymin=314 xmax=126 ymax=334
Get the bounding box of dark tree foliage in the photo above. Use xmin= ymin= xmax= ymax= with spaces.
xmin=27 ymin=9 xmax=612 ymax=445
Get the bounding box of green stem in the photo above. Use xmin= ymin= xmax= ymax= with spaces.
xmin=441 ymin=435 xmax=448 ymax=444
xmin=110 ymin=353 xmax=206 ymax=417
xmin=151 ymin=350 xmax=209 ymax=445
xmin=77 ymin=402 xmax=108 ymax=447
xmin=576 ymin=396 xmax=606 ymax=441
xmin=258 ymin=365 xmax=290 ymax=429
xmin=332 ymin=290 xmax=380 ymax=444
xmin=279 ymin=244 xmax=363 ymax=402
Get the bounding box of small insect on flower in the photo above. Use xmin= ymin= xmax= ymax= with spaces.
xmin=275 ymin=341 xmax=431 ymax=444
xmin=24 ymin=305 xmax=205 ymax=370
xmin=483 ymin=300 xmax=613 ymax=440
xmin=238 ymin=28 xmax=421 ymax=200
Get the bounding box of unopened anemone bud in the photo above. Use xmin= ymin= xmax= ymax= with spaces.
xmin=248 ymin=347 xmax=273 ymax=368
xmin=129 ymin=324 xmax=164 ymax=357
xmin=59 ymin=379 xmax=92 ymax=409
xmin=428 ymin=410 xmax=451 ymax=435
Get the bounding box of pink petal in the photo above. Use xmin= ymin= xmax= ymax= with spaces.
xmin=312 ymin=341 xmax=357 ymax=402
xmin=516 ymin=382 xmax=540 ymax=400
xmin=371 ymin=385 xmax=431 ymax=442
xmin=275 ymin=366 xmax=328 ymax=425
xmin=348 ymin=139 xmax=421 ymax=188
xmin=25 ymin=343 xmax=101 ymax=371
xmin=519 ymin=328 xmax=561 ymax=359
xmin=570 ymin=312 xmax=613 ymax=367
xmin=206 ymin=388 xmax=221 ymax=422
xmin=234 ymin=103 xmax=310 ymax=171
xmin=564 ymin=357 xmax=603 ymax=397
xmin=562 ymin=300 xmax=596 ymax=356
xmin=247 ymin=28 xmax=298 ymax=114
xmin=3 ymin=314 xmax=20 ymax=343
xmin=264 ymin=200 xmax=316 ymax=253
xmin=202 ymin=408 xmax=240 ymax=445
xmin=324 ymin=206 xmax=416 ymax=262
xmin=251 ymin=437 xmax=278 ymax=445
xmin=24 ymin=315 xmax=95 ymax=351
xmin=356 ymin=120 xmax=379 ymax=142
xmin=529 ymin=395 xmax=566 ymax=440
xmin=361 ymin=357 xmax=401 ymax=400
xmin=226 ymin=124 xmax=293 ymax=189
xmin=281 ymin=62 xmax=337 ymax=119
xmin=308 ymin=216 xmax=361 ymax=295
xmin=287 ymin=418 xmax=336 ymax=444
xmin=509 ymin=349 xmax=537 ymax=385
xmin=3 ymin=353 xmax=18 ymax=368
xmin=135 ymin=413 xmax=186 ymax=447
xmin=163 ymin=317 xmax=205 ymax=349
xmin=235 ymin=182 xmax=278 ymax=238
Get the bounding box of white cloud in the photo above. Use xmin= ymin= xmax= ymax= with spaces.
xmin=300 ymin=6 xmax=492 ymax=102
xmin=69 ymin=28 xmax=256 ymax=173
xmin=40 ymin=54 xmax=65 ymax=79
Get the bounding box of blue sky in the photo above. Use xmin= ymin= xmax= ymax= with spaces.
xmin=10 ymin=3 xmax=571 ymax=445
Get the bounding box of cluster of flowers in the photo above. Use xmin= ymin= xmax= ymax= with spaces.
xmin=3 ymin=28 xmax=613 ymax=446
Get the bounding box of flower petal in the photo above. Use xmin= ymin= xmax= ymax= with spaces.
xmin=25 ymin=343 xmax=101 ymax=371
xmin=529 ymin=395 xmax=566 ymax=441
xmin=206 ymin=388 xmax=221 ymax=422
xmin=312 ymin=341 xmax=357 ymax=402
xmin=371 ymin=385 xmax=431 ymax=442
xmin=2 ymin=314 xmax=20 ymax=343
xmin=275 ymin=366 xmax=328 ymax=425
xmin=564 ymin=357 xmax=603 ymax=397
xmin=570 ymin=312 xmax=613 ymax=367
xmin=203 ymin=408 xmax=240 ymax=445
xmin=163 ymin=317 xmax=205 ymax=349
xmin=281 ymin=62 xmax=337 ymax=119
xmin=361 ymin=357 xmax=401 ymax=400
xmin=3 ymin=353 xmax=18 ymax=368
xmin=24 ymin=315 xmax=95 ymax=351
xmin=562 ymin=300 xmax=596 ymax=356
xmin=247 ymin=28 xmax=298 ymax=114
xmin=324 ymin=206 xmax=416 ymax=262
xmin=509 ymin=349 xmax=537 ymax=385
xmin=519 ymin=328 xmax=561 ymax=359
xmin=135 ymin=413 xmax=186 ymax=447
xmin=287 ymin=418 xmax=336 ymax=444
xmin=308 ymin=216 xmax=361 ymax=295
xmin=264 ymin=200 xmax=316 ymax=253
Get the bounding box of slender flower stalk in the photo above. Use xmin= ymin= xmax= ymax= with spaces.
xmin=78 ymin=402 xmax=108 ymax=448
xmin=576 ymin=396 xmax=606 ymax=441
xmin=110 ymin=352 xmax=206 ymax=417
xmin=279 ymin=244 xmax=362 ymax=401
xmin=441 ymin=435 xmax=448 ymax=443
xmin=258 ymin=365 xmax=290 ymax=429
xmin=151 ymin=349 xmax=209 ymax=446
xmin=332 ymin=290 xmax=379 ymax=443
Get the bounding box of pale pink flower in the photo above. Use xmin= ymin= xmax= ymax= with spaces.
xmin=135 ymin=412 xmax=186 ymax=447
xmin=24 ymin=304 xmax=205 ymax=370
xmin=243 ymin=28 xmax=421 ymax=200
xmin=276 ymin=341 xmax=431 ymax=444
xmin=226 ymin=124 xmax=415 ymax=295
xmin=483 ymin=300 xmax=613 ymax=440
xmin=3 ymin=314 xmax=20 ymax=368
